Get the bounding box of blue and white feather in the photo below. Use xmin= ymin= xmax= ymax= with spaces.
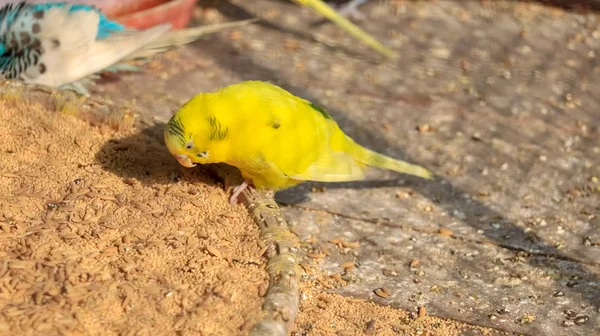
xmin=0 ymin=1 xmax=170 ymax=91
xmin=0 ymin=2 xmax=258 ymax=94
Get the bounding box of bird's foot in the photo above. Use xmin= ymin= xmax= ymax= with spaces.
xmin=58 ymin=76 xmax=99 ymax=96
xmin=333 ymin=0 xmax=368 ymax=21
xmin=102 ymin=63 xmax=141 ymax=73
xmin=58 ymin=81 xmax=90 ymax=96
xmin=229 ymin=179 xmax=253 ymax=205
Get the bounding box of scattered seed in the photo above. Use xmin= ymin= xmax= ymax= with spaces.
xmin=382 ymin=268 xmax=397 ymax=276
xmin=131 ymin=229 xmax=149 ymax=240
xmin=574 ymin=316 xmax=589 ymax=325
xmin=239 ymin=319 xmax=253 ymax=332
xmin=114 ymin=206 xmax=128 ymax=216
xmin=123 ymin=178 xmax=136 ymax=185
xmin=206 ymin=245 xmax=222 ymax=258
xmin=374 ymin=288 xmax=390 ymax=298
xmin=174 ymin=316 xmax=187 ymax=329
xmin=365 ymin=319 xmax=376 ymax=334
xmin=409 ymin=259 xmax=420 ymax=267
xmin=438 ymin=228 xmax=453 ymax=236
xmin=308 ymin=253 xmax=326 ymax=259
xmin=341 ymin=241 xmax=360 ymax=249
xmin=59 ymin=232 xmax=79 ymax=240
xmin=4 ymin=308 xmax=25 ymax=317
xmin=101 ymin=222 xmax=119 ymax=230
xmin=516 ymin=313 xmax=536 ymax=325
xmin=330 ymin=274 xmax=343 ymax=284
xmin=8 ymin=260 xmax=30 ymax=269
xmin=150 ymin=207 xmax=164 ymax=214
xmin=216 ymin=211 xmax=238 ymax=219
xmin=102 ymin=246 xmax=118 ymax=256
xmin=288 ymin=226 xmax=300 ymax=236
xmin=340 ymin=261 xmax=355 ymax=269
xmin=257 ymin=245 xmax=268 ymax=257
xmin=299 ymin=263 xmax=313 ymax=273
xmin=257 ymin=282 xmax=268 ymax=297
xmin=147 ymin=240 xmax=162 ymax=247
xmin=396 ymin=190 xmax=412 ymax=199
xmin=417 ymin=124 xmax=434 ymax=133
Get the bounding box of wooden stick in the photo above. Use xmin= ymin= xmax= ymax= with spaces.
xmin=239 ymin=187 xmax=301 ymax=336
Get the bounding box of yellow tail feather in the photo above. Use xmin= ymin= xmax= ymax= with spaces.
xmin=357 ymin=146 xmax=432 ymax=180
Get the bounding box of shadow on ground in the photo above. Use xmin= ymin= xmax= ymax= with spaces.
xmin=93 ymin=123 xmax=226 ymax=191
xmin=191 ymin=0 xmax=600 ymax=326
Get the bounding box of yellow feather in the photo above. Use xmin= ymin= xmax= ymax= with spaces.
xmin=292 ymin=0 xmax=395 ymax=58
xmin=164 ymin=81 xmax=431 ymax=198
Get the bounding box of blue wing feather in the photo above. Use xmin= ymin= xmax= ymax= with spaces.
xmin=30 ymin=2 xmax=125 ymax=39
xmin=96 ymin=14 xmax=125 ymax=39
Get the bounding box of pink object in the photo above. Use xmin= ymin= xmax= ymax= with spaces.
xmin=0 ymin=0 xmax=198 ymax=29
xmin=0 ymin=0 xmax=152 ymax=17
xmin=114 ymin=0 xmax=199 ymax=30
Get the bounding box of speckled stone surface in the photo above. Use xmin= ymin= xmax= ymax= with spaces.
xmin=94 ymin=1 xmax=600 ymax=334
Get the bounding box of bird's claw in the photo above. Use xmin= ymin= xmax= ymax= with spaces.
xmin=58 ymin=81 xmax=91 ymax=96
xmin=229 ymin=179 xmax=253 ymax=205
xmin=331 ymin=0 xmax=368 ymax=21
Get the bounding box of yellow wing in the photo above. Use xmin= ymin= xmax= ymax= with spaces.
xmin=277 ymin=101 xmax=367 ymax=182
xmin=287 ymin=148 xmax=366 ymax=182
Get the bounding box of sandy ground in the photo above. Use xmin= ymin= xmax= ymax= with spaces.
xmin=0 ymin=96 xmax=510 ymax=335
xmin=0 ymin=100 xmax=266 ymax=335
xmin=295 ymin=288 xmax=505 ymax=336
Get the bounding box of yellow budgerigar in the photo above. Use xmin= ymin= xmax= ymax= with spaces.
xmin=164 ymin=81 xmax=432 ymax=204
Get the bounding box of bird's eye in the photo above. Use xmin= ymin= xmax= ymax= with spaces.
xmin=185 ymin=141 xmax=193 ymax=150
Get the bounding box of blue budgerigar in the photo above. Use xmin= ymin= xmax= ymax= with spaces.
xmin=0 ymin=1 xmax=257 ymax=94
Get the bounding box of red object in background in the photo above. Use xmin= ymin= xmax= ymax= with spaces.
xmin=94 ymin=0 xmax=170 ymax=17
xmin=114 ymin=0 xmax=199 ymax=30
xmin=0 ymin=0 xmax=199 ymax=30
xmin=0 ymin=0 xmax=163 ymax=17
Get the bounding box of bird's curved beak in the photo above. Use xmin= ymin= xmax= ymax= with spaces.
xmin=174 ymin=154 xmax=196 ymax=168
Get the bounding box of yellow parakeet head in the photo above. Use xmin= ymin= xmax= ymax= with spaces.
xmin=164 ymin=95 xmax=220 ymax=168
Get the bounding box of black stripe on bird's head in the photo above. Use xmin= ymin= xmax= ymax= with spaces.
xmin=207 ymin=115 xmax=229 ymax=141
xmin=164 ymin=115 xmax=200 ymax=168
xmin=166 ymin=115 xmax=187 ymax=147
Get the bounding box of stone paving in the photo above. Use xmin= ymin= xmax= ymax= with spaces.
xmin=93 ymin=1 xmax=600 ymax=334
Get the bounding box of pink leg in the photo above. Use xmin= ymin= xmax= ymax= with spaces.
xmin=229 ymin=179 xmax=253 ymax=205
